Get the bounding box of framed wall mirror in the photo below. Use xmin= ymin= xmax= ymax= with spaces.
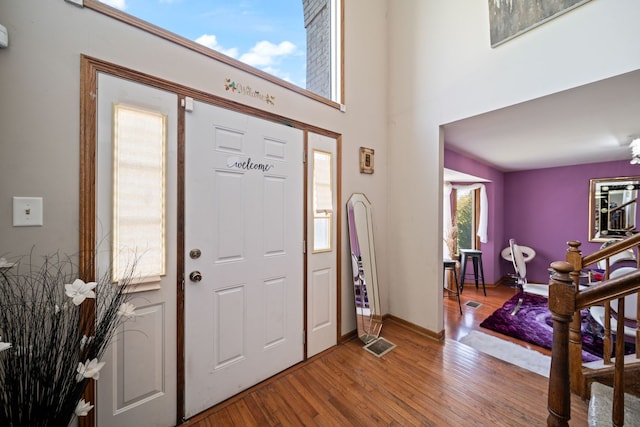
xmin=589 ymin=176 xmax=640 ymax=242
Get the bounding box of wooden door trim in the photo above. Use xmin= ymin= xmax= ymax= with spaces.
xmin=80 ymin=55 xmax=342 ymax=426
xmin=78 ymin=52 xmax=97 ymax=427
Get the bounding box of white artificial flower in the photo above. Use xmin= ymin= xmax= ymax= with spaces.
xmin=117 ymin=302 xmax=137 ymax=319
xmin=64 ymin=279 xmax=97 ymax=305
xmin=79 ymin=335 xmax=94 ymax=351
xmin=74 ymin=399 xmax=94 ymax=416
xmin=76 ymin=358 xmax=105 ymax=382
xmin=0 ymin=339 xmax=11 ymax=353
xmin=0 ymin=258 xmax=14 ymax=269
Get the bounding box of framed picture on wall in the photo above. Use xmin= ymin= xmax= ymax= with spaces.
xmin=489 ymin=0 xmax=592 ymax=47
xmin=360 ymin=147 xmax=374 ymax=174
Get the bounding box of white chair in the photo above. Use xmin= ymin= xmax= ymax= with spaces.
xmin=588 ymin=240 xmax=636 ymax=283
xmin=599 ymin=250 xmax=636 ymax=269
xmin=596 ymin=240 xmax=636 ymax=271
xmin=501 ymin=243 xmax=536 ymax=289
xmin=589 ymin=266 xmax=639 ymax=339
xmin=509 ymin=238 xmax=549 ymax=315
xmin=501 ymin=244 xmax=537 ymax=265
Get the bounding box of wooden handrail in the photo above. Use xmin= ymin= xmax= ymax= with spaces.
xmin=575 ymin=270 xmax=640 ymax=308
xmin=548 ymin=237 xmax=640 ymax=427
xmin=581 ymin=233 xmax=640 ymax=268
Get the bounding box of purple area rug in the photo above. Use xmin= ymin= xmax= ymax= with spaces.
xmin=480 ymin=293 xmax=635 ymax=363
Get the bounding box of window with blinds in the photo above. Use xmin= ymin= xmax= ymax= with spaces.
xmin=112 ymin=104 xmax=167 ymax=282
xmin=312 ymin=149 xmax=333 ymax=252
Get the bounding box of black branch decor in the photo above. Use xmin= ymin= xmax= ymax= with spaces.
xmin=0 ymin=251 xmax=138 ymax=426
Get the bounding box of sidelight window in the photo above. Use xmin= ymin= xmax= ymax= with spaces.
xmin=112 ymin=104 xmax=167 ymax=282
xmin=312 ymin=149 xmax=333 ymax=252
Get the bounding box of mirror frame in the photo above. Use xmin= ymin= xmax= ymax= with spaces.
xmin=589 ymin=176 xmax=640 ymax=242
xmin=346 ymin=193 xmax=383 ymax=344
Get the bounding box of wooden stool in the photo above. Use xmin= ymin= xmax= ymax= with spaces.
xmin=459 ymin=249 xmax=486 ymax=296
xmin=443 ymin=259 xmax=462 ymax=314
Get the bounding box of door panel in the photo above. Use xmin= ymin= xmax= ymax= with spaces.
xmin=96 ymin=73 xmax=177 ymax=427
xmin=115 ymin=303 xmax=165 ymax=410
xmin=310 ymin=267 xmax=332 ymax=329
xmin=306 ymin=132 xmax=338 ymax=357
xmin=184 ymin=101 xmax=303 ymax=418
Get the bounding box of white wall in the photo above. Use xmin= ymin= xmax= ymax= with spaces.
xmin=7 ymin=0 xmax=636 ymax=350
xmin=387 ymin=0 xmax=640 ymax=333
xmin=0 ymin=0 xmax=389 ymax=336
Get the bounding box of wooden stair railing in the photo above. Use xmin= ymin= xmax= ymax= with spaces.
xmin=547 ymin=235 xmax=640 ymax=427
xmin=567 ymin=237 xmax=640 ymax=394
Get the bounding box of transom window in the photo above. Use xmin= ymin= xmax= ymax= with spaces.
xmin=93 ymin=0 xmax=342 ymax=104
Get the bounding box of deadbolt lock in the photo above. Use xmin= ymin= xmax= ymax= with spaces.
xmin=189 ymin=248 xmax=202 ymax=259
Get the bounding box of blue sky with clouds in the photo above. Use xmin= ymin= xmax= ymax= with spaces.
xmin=99 ymin=0 xmax=306 ymax=87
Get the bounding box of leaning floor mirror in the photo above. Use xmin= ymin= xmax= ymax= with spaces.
xmin=347 ymin=193 xmax=383 ymax=344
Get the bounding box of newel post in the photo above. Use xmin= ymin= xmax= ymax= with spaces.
xmin=565 ymin=240 xmax=587 ymax=397
xmin=565 ymin=241 xmax=583 ymax=272
xmin=547 ymin=261 xmax=575 ymax=427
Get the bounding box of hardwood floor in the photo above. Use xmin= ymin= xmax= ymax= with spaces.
xmin=444 ymin=283 xmax=553 ymax=357
xmin=180 ymin=284 xmax=588 ymax=426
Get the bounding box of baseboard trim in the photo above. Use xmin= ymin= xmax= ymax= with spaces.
xmin=384 ymin=314 xmax=444 ymax=341
xmin=338 ymin=329 xmax=358 ymax=344
xmin=495 ymin=275 xmax=516 ymax=287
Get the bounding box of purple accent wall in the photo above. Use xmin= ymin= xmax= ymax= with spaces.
xmin=445 ymin=150 xmax=640 ymax=285
xmin=504 ymin=160 xmax=640 ymax=283
xmin=444 ymin=149 xmax=504 ymax=284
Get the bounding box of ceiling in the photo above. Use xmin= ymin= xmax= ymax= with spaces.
xmin=443 ymin=69 xmax=640 ymax=174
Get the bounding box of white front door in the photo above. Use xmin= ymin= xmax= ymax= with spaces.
xmin=306 ymin=132 xmax=338 ymax=357
xmin=184 ymin=101 xmax=304 ymax=418
xmin=95 ymin=73 xmax=178 ymax=426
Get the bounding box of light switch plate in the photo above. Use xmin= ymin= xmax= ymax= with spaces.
xmin=13 ymin=197 xmax=43 ymax=226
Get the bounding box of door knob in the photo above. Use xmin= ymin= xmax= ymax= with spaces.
xmin=189 ymin=271 xmax=202 ymax=282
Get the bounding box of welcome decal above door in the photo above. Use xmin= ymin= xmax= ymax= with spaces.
xmin=224 ymin=78 xmax=276 ymax=106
